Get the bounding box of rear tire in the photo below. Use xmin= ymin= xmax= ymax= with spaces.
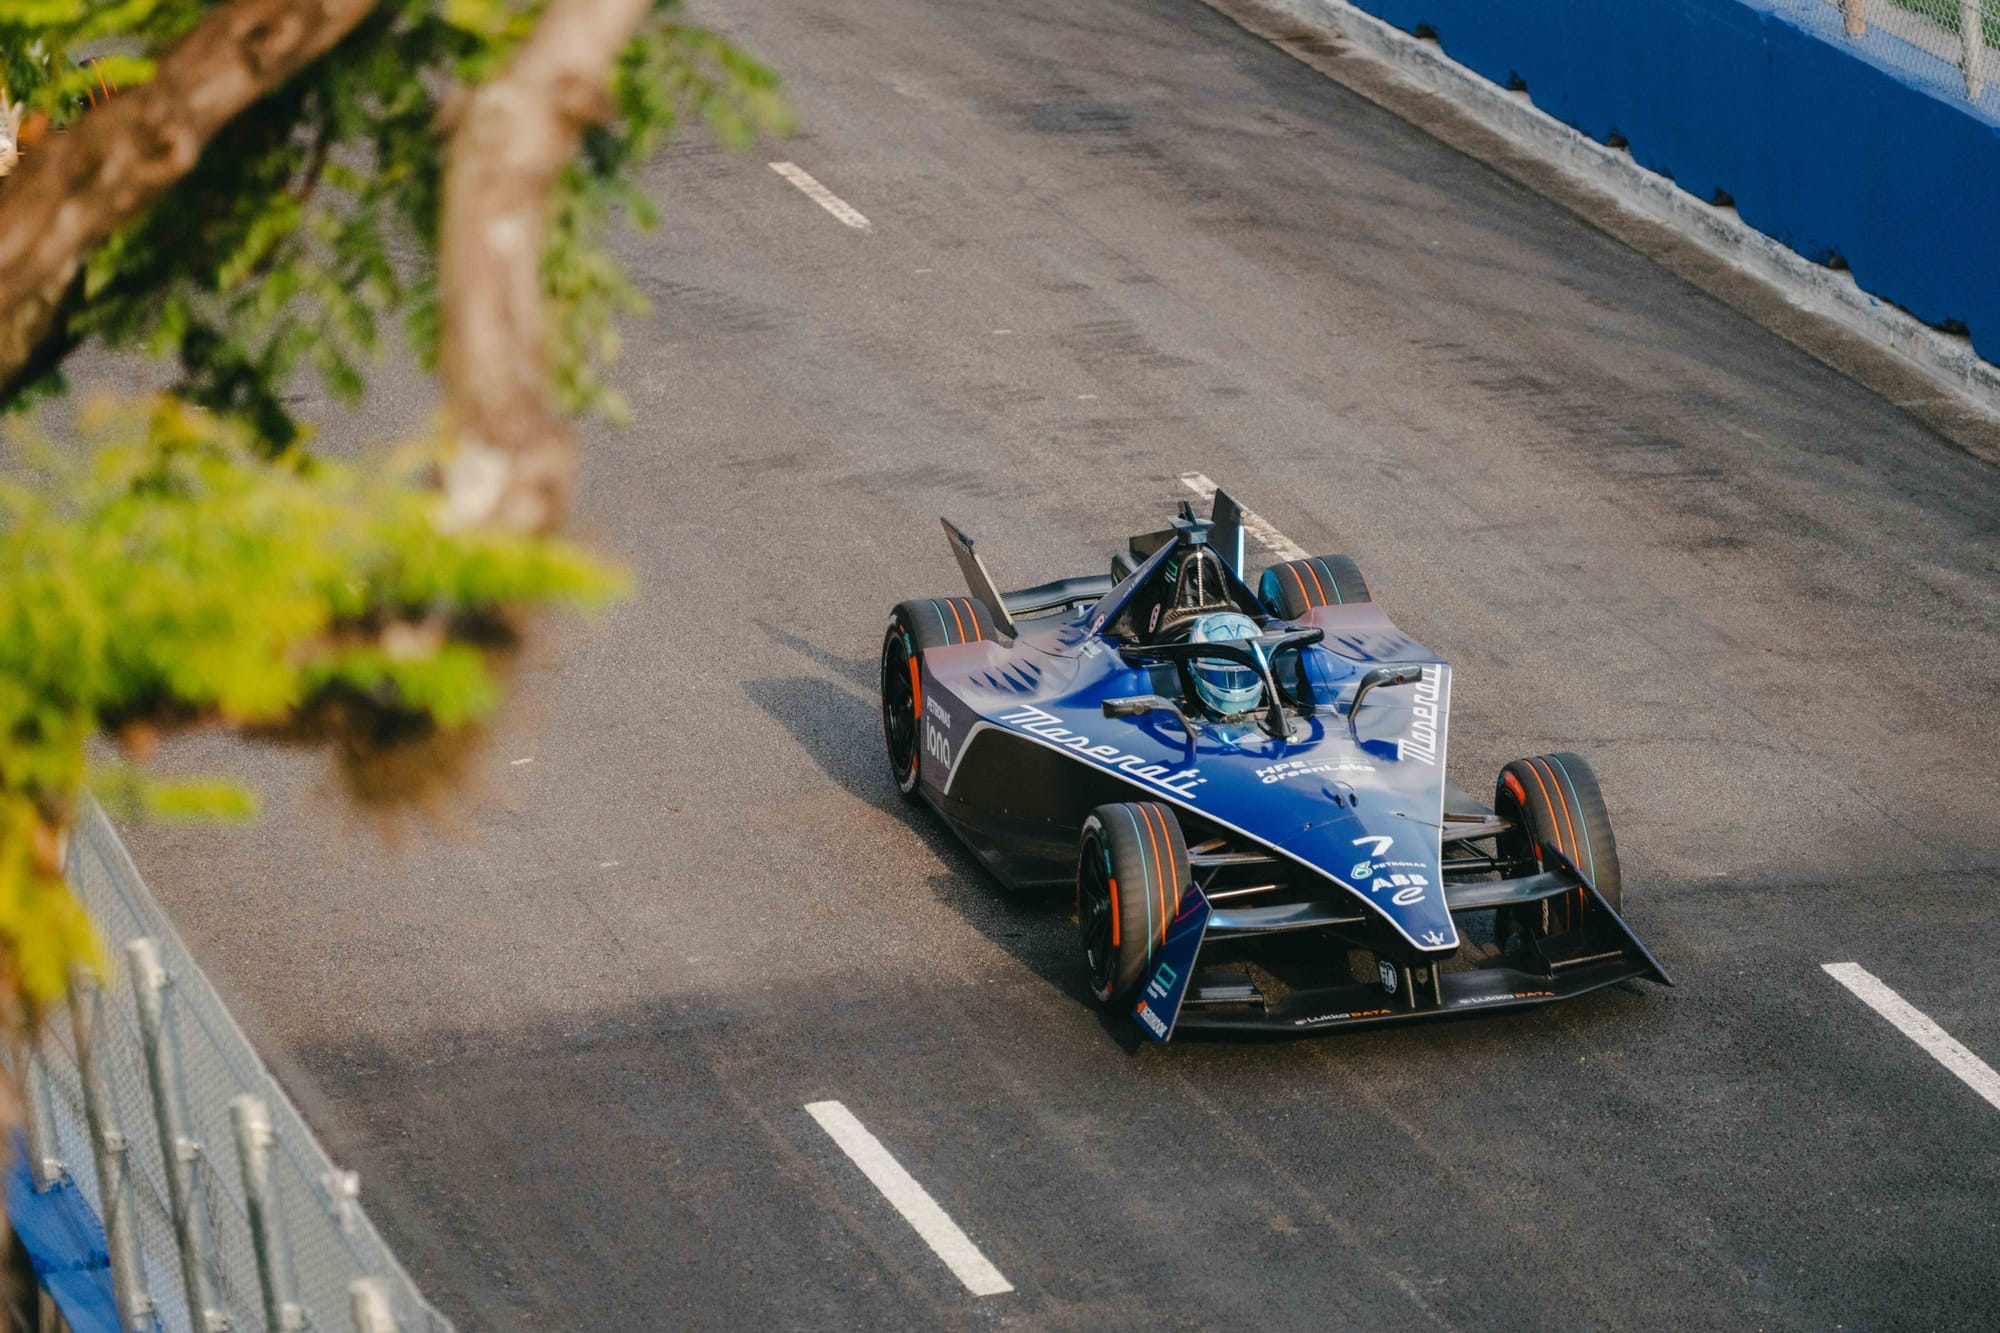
xmin=880 ymin=611 xmax=923 ymax=800
xmin=880 ymin=598 xmax=1000 ymax=800
xmin=1258 ymin=555 xmax=1371 ymax=618
xmin=1494 ymin=752 xmax=1622 ymax=938
xmin=1076 ymin=803 xmax=1190 ymax=1003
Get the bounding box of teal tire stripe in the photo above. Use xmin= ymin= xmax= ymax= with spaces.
xmin=1312 ymin=558 xmax=1343 ymax=604
xmin=1546 ymin=754 xmax=1598 ymax=885
xmin=1117 ymin=804 xmax=1155 ymax=970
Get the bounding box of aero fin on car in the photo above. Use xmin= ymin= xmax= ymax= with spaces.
xmin=1131 ymin=886 xmax=1212 ymax=1043
xmin=1551 ymin=848 xmax=1674 ymax=986
xmin=941 ymin=518 xmax=1019 ymax=640
xmin=1209 ymin=488 xmax=1247 ymax=576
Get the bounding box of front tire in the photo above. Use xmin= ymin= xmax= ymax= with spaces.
xmin=1494 ymin=752 xmax=1622 ymax=938
xmin=1077 ymin=803 xmax=1190 ymax=1003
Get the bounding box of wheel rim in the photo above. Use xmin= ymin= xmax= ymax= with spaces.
xmin=881 ymin=625 xmax=919 ymax=786
xmin=1078 ymin=835 xmax=1117 ymax=998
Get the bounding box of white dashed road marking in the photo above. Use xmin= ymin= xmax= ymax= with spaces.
xmin=1823 ymin=962 xmax=2000 ymax=1112
xmin=805 ymin=1100 xmax=1013 ymax=1296
xmin=770 ymin=162 xmax=873 ymax=230
xmin=1179 ymin=471 xmax=1309 ymax=562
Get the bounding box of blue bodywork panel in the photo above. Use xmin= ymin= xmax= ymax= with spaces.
xmin=897 ymin=509 xmax=1669 ymax=1041
xmin=919 ymin=596 xmax=1459 ymax=956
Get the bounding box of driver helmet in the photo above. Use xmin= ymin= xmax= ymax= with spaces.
xmin=1187 ymin=611 xmax=1265 ymax=716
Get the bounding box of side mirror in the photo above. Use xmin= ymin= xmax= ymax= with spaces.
xmin=1345 ymin=664 xmax=1425 ymax=743
xmin=1103 ymin=695 xmax=1198 ymax=745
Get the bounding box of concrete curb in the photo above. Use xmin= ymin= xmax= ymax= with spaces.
xmin=1252 ymin=0 xmax=2000 ymax=423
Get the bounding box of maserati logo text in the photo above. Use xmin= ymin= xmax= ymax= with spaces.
xmin=1404 ymin=665 xmax=1444 ymax=767
xmin=1000 ymin=705 xmax=1206 ymax=798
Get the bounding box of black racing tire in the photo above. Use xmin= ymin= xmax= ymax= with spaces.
xmin=881 ymin=598 xmax=998 ymax=799
xmin=1076 ymin=803 xmax=1191 ymax=1003
xmin=1258 ymin=555 xmax=1371 ymax=618
xmin=1494 ymin=752 xmax=1622 ymax=937
xmin=880 ymin=611 xmax=924 ymax=799
xmin=898 ymin=596 xmax=999 ymax=651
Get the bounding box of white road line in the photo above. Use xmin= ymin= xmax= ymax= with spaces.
xmin=770 ymin=162 xmax=873 ymax=231
xmin=1822 ymin=963 xmax=2000 ymax=1112
xmin=1178 ymin=471 xmax=1310 ymax=562
xmin=804 ymin=1101 xmax=1013 ymax=1296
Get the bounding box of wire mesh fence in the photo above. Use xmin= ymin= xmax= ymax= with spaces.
xmin=15 ymin=798 xmax=454 ymax=1333
xmin=1805 ymin=0 xmax=1997 ymax=101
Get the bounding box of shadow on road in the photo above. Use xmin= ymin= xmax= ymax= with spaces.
xmin=751 ymin=618 xmax=880 ymax=694
xmin=739 ymin=668 xmax=1144 ymax=1051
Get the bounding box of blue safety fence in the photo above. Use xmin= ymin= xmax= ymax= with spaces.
xmin=7 ymin=1134 xmax=131 ymax=1333
xmin=7 ymin=800 xmax=453 ymax=1333
xmin=1340 ymin=0 xmax=2000 ymax=364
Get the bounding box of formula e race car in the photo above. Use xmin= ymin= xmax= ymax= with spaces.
xmin=880 ymin=491 xmax=1670 ymax=1041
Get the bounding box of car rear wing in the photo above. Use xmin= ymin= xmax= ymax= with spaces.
xmin=941 ymin=517 xmax=1019 ymax=639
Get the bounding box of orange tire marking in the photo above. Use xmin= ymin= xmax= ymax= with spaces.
xmin=944 ymin=598 xmax=967 ymax=643
xmin=1303 ymin=560 xmax=1331 ymax=606
xmin=1108 ymin=875 xmax=1121 ymax=948
xmin=1284 ymin=563 xmax=1315 ymax=610
xmin=1139 ymin=805 xmax=1169 ymax=947
xmin=1536 ymin=758 xmax=1583 ymax=871
xmin=1531 ymin=757 xmax=1585 ymax=929
xmin=1520 ymin=760 xmax=1565 ymax=864
xmin=963 ymin=599 xmax=984 ymax=642
xmin=907 ymin=656 xmax=922 ymax=773
xmin=1502 ymin=771 xmax=1527 ymax=805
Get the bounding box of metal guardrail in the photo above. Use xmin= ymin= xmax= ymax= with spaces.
xmin=1822 ymin=0 xmax=1996 ymax=100
xmin=16 ymin=799 xmax=453 ymax=1333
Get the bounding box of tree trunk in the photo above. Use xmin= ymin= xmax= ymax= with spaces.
xmin=437 ymin=0 xmax=655 ymax=536
xmin=0 ymin=0 xmax=381 ymax=392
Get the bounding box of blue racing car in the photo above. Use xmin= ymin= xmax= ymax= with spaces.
xmin=880 ymin=491 xmax=1670 ymax=1041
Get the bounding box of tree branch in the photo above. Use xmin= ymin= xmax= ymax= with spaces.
xmin=436 ymin=0 xmax=654 ymax=536
xmin=0 ymin=0 xmax=381 ymax=392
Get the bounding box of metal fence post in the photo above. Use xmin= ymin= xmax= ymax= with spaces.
xmin=69 ymin=972 xmax=152 ymax=1332
xmin=230 ymin=1096 xmax=304 ymax=1331
xmin=349 ymin=1278 xmax=399 ymax=1333
xmin=21 ymin=1047 xmax=64 ymax=1189
xmin=129 ymin=938 xmax=226 ymax=1331
xmin=1964 ymin=0 xmax=1987 ymax=97
xmin=1843 ymin=0 xmax=1866 ymax=37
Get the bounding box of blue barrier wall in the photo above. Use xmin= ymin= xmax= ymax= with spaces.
xmin=1344 ymin=0 xmax=2000 ymax=363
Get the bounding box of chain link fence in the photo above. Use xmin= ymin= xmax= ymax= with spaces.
xmin=15 ymin=799 xmax=453 ymax=1333
xmin=1811 ymin=0 xmax=1997 ymax=101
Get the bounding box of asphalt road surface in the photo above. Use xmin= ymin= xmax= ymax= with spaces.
xmin=110 ymin=0 xmax=2000 ymax=1327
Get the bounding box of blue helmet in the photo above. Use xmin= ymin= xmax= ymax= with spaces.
xmin=1186 ymin=611 xmax=1265 ymax=716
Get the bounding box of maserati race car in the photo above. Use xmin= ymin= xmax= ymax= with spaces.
xmin=879 ymin=490 xmax=1671 ymax=1041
